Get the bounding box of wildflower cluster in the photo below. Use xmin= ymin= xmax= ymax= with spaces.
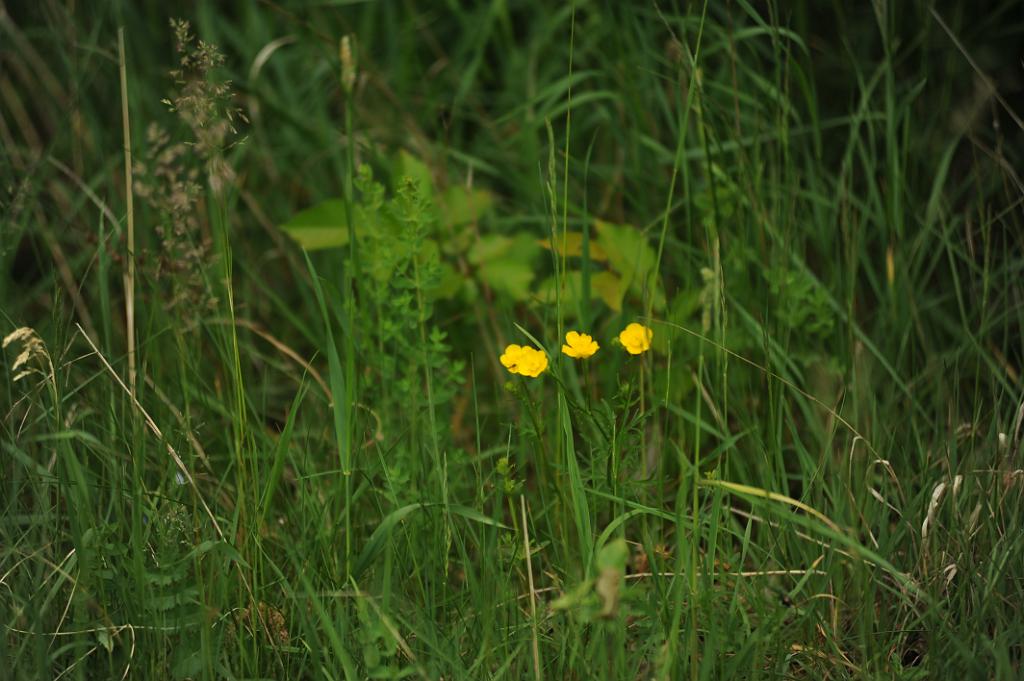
xmin=500 ymin=323 xmax=653 ymax=378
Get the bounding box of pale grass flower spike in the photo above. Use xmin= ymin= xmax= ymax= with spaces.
xmin=3 ymin=327 xmax=53 ymax=383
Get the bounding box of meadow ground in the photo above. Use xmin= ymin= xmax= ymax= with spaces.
xmin=2 ymin=2 xmax=1023 ymax=679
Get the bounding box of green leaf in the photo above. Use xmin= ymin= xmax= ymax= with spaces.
xmin=595 ymin=538 xmax=629 ymax=617
xmin=596 ymin=538 xmax=629 ymax=572
xmin=281 ymin=200 xmax=389 ymax=252
xmin=171 ymin=648 xmax=204 ymax=680
xmin=550 ymin=579 xmax=594 ymax=611
xmin=651 ymin=287 xmax=703 ymax=353
xmin=448 ymin=504 xmax=510 ymax=530
xmin=560 ymin=394 xmax=593 ymax=563
xmin=535 ymin=269 xmax=619 ymax=312
xmin=538 ymin=231 xmax=607 ymax=261
xmin=440 ymin=185 xmax=493 ymax=226
xmin=187 ymin=540 xmax=250 ymax=568
xmin=594 ymin=220 xmax=664 ymax=309
xmin=429 ymin=261 xmax=464 ymax=300
xmin=535 ymin=270 xmax=584 ymax=307
xmin=258 ymin=382 xmax=308 ymax=530
xmin=591 ymin=270 xmax=625 ymax=311
xmin=353 ymin=503 xmax=507 ymax=580
xmin=96 ymin=629 xmax=114 ymax=654
xmin=477 ymin=258 xmax=534 ymax=301
xmin=280 ymin=199 xmax=351 ymax=250
xmin=468 ymin=234 xmax=512 ymax=265
xmin=470 ymin=232 xmax=539 ymax=301
xmin=353 ymin=504 xmax=425 ymax=580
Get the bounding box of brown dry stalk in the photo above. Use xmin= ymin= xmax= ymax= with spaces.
xmin=117 ymin=28 xmax=137 ymax=399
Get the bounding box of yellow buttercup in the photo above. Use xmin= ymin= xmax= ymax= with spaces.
xmin=618 ymin=323 xmax=652 ymax=355
xmin=561 ymin=331 xmax=599 ymax=359
xmin=500 ymin=344 xmax=549 ymax=378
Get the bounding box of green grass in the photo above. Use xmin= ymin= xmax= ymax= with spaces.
xmin=2 ymin=1 xmax=1023 ymax=679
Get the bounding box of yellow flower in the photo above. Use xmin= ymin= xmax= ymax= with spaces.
xmin=517 ymin=348 xmax=549 ymax=377
xmin=500 ymin=344 xmax=549 ymax=378
xmin=500 ymin=344 xmax=526 ymax=372
xmin=561 ymin=331 xmax=599 ymax=359
xmin=618 ymin=323 xmax=653 ymax=355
